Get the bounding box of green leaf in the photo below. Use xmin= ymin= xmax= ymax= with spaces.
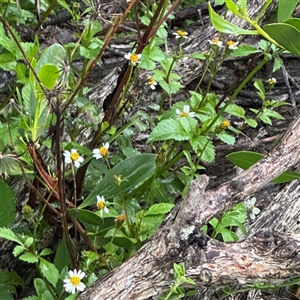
xmin=39 ymin=248 xmax=52 ymax=256
xmin=208 ymin=3 xmax=258 ymax=35
xmin=278 ymin=0 xmax=299 ymax=22
xmin=284 ymin=18 xmax=300 ymax=31
xmin=216 ymin=131 xmax=235 ymax=145
xmin=0 ymin=227 xmax=22 ymax=246
xmin=34 ymin=278 xmax=48 ymax=297
xmin=0 ymin=270 xmax=24 ymax=291
xmin=70 ymin=209 xmax=104 ymax=225
xmin=245 ymin=118 xmax=257 ymax=128
xmin=39 ymin=258 xmax=59 ymax=286
xmin=104 ymin=229 xmax=136 ymax=249
xmin=36 ymin=44 xmax=66 ymax=73
xmin=13 ymin=245 xmax=25 ymax=257
xmin=190 ymin=136 xmax=215 ymax=163
xmin=159 ymin=80 xmax=183 ymax=94
xmin=38 ymin=64 xmax=60 ymax=89
xmin=231 ymin=44 xmax=260 ymax=57
xmin=80 ymin=154 xmax=156 ymax=208
xmin=253 ymin=80 xmax=265 ymax=100
xmin=148 ymin=118 xmax=197 ymax=142
xmin=145 ymin=203 xmax=174 ymax=216
xmin=0 ymin=180 xmax=16 ymax=226
xmin=225 ymin=103 xmax=245 ymax=117
xmin=53 ymin=237 xmax=72 ymax=272
xmin=0 ymin=285 xmax=14 ymax=300
xmin=19 ymin=252 xmax=39 ymax=263
xmin=263 ymin=23 xmax=300 ymax=56
xmin=189 ymin=52 xmax=206 ymax=60
xmin=226 ymin=151 xmax=300 ymax=183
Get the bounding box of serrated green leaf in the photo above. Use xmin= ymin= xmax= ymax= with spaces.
xmin=39 ymin=258 xmax=59 ymax=286
xmin=190 ymin=136 xmax=215 ymax=163
xmin=148 ymin=118 xmax=196 ymax=142
xmin=0 ymin=180 xmax=16 ymax=226
xmin=254 ymin=80 xmax=265 ymax=100
xmin=80 ymin=154 xmax=156 ymax=208
xmin=264 ymin=23 xmax=300 ymax=56
xmin=216 ymin=131 xmax=235 ymax=145
xmin=262 ymin=108 xmax=285 ymax=120
xmin=231 ymin=44 xmax=260 ymax=57
xmin=273 ymin=56 xmax=283 ymax=72
xmin=225 ymin=103 xmax=245 ymax=117
xmin=39 ymin=248 xmax=52 ymax=256
xmin=159 ymin=80 xmax=183 ymax=94
xmin=13 ymin=245 xmax=25 ymax=257
xmin=245 ymin=118 xmax=257 ymax=128
xmin=0 ymin=227 xmax=22 ymax=245
xmin=208 ymin=3 xmax=258 ymax=35
xmin=145 ymin=203 xmax=174 ymax=216
xmin=34 ymin=278 xmax=48 ymax=297
xmin=19 ymin=252 xmax=39 ymax=263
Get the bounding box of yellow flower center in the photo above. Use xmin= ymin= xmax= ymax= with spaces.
xmin=97 ymin=201 xmax=105 ymax=210
xmin=71 ymin=152 xmax=79 ymax=161
xmin=129 ymin=54 xmax=139 ymax=63
xmin=221 ymin=120 xmax=230 ymax=129
xmin=180 ymin=112 xmax=188 ymax=117
xmin=147 ymin=77 xmax=155 ymax=85
xmin=99 ymin=147 xmax=108 ymax=157
xmin=227 ymin=40 xmax=235 ymax=46
xmin=70 ymin=276 xmax=81 ymax=286
xmin=177 ymin=30 xmax=187 ymax=37
xmin=212 ymin=38 xmax=220 ymax=44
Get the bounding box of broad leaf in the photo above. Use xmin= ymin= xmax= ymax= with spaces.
xmin=227 ymin=151 xmax=300 ymax=183
xmin=0 ymin=180 xmax=16 ymax=226
xmin=208 ymin=3 xmax=258 ymax=35
xmin=278 ymin=0 xmax=299 ymax=22
xmin=264 ymin=23 xmax=300 ymax=56
xmin=148 ymin=118 xmax=197 ymax=142
xmin=80 ymin=154 xmax=156 ymax=208
xmin=39 ymin=258 xmax=59 ymax=286
xmin=145 ymin=203 xmax=174 ymax=216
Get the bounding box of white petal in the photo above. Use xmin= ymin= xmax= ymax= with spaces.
xmin=183 ymin=105 xmax=190 ymax=113
xmin=103 ymin=142 xmax=109 ymax=150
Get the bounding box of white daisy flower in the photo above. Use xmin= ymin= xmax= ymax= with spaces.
xmin=245 ymin=197 xmax=261 ymax=220
xmin=93 ymin=142 xmax=109 ymax=159
xmin=176 ymin=105 xmax=195 ymax=118
xmin=146 ymin=77 xmax=157 ymax=90
xmin=226 ymin=40 xmax=239 ymax=50
xmin=208 ymin=37 xmax=223 ymax=47
xmin=63 ymin=149 xmax=84 ymax=168
xmin=173 ymin=30 xmax=188 ymax=39
xmin=63 ymin=269 xmax=86 ymax=294
xmin=124 ymin=52 xmax=142 ymax=65
xmin=96 ymin=195 xmax=109 ymax=217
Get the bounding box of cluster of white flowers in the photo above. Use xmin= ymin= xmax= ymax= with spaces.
xmin=63 ymin=143 xmax=110 ymax=169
